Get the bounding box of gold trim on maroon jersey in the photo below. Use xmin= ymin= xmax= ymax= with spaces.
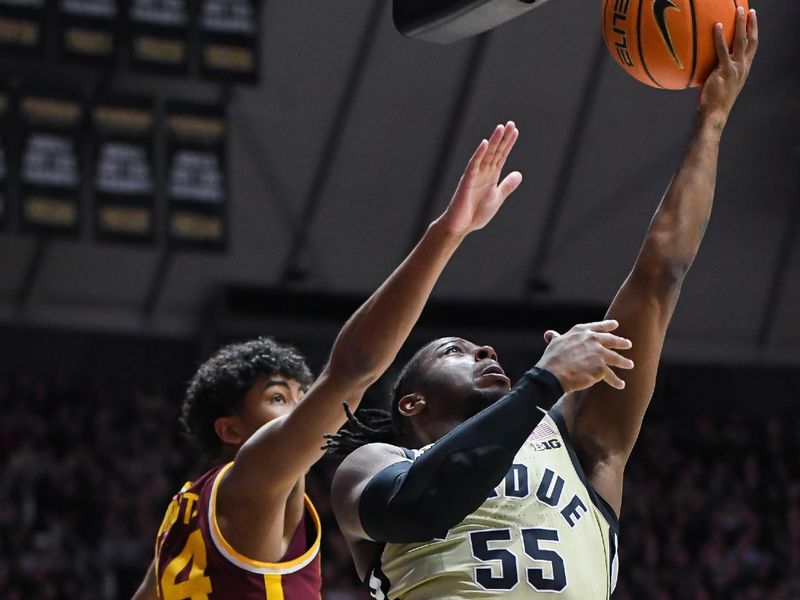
xmin=207 ymin=462 xmax=323 ymax=575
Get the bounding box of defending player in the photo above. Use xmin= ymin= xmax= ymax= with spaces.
xmin=328 ymin=10 xmax=758 ymax=599
xmin=131 ymin=122 xmax=628 ymax=600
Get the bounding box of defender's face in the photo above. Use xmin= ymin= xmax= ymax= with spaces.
xmin=235 ymin=374 xmax=306 ymax=442
xmin=416 ymin=337 xmax=511 ymax=417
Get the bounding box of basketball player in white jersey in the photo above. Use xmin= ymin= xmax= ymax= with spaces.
xmin=327 ymin=9 xmax=758 ymax=599
xmin=133 ymin=117 xmax=639 ymax=600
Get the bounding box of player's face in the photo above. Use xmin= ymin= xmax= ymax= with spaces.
xmin=235 ymin=374 xmax=306 ymax=442
xmin=415 ymin=337 xmax=511 ymax=419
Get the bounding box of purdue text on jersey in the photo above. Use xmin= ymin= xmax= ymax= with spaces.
xmin=367 ymin=411 xmax=620 ymax=599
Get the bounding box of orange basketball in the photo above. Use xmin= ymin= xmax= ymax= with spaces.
xmin=602 ymin=0 xmax=748 ymax=89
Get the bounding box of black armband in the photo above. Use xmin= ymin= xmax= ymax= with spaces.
xmin=359 ymin=367 xmax=563 ymax=543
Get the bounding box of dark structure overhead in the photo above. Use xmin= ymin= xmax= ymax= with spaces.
xmin=394 ymin=0 xmax=545 ymax=44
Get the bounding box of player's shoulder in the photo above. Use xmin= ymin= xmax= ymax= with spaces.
xmin=336 ymin=442 xmax=409 ymax=480
xmin=331 ymin=443 xmax=409 ymax=539
xmin=333 ymin=443 xmax=409 ymax=502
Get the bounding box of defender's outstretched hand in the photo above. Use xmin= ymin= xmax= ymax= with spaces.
xmin=539 ymin=320 xmax=634 ymax=392
xmin=437 ymin=121 xmax=522 ymax=236
xmin=699 ymin=7 xmax=758 ymax=121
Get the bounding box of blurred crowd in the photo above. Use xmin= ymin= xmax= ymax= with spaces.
xmin=1 ymin=367 xmax=800 ymax=599
xmin=614 ymin=411 xmax=800 ymax=599
xmin=0 ymin=375 xmax=196 ymax=599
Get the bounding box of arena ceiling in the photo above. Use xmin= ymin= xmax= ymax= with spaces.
xmin=0 ymin=0 xmax=798 ymax=366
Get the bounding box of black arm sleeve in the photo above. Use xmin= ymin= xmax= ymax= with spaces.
xmin=359 ymin=367 xmax=563 ymax=543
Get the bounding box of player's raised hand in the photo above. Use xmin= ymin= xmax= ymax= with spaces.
xmin=699 ymin=7 xmax=758 ymax=121
xmin=436 ymin=122 xmax=522 ymax=237
xmin=537 ymin=320 xmax=634 ymax=393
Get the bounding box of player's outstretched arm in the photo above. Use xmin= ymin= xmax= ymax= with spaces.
xmin=332 ymin=320 xmax=633 ymax=577
xmin=554 ymin=8 xmax=758 ymax=516
xmin=224 ymin=123 xmax=522 ymax=499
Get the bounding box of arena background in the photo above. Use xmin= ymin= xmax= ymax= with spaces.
xmin=0 ymin=0 xmax=799 ymax=598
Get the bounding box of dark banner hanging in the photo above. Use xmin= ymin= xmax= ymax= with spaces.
xmin=18 ymin=93 xmax=83 ymax=235
xmin=57 ymin=0 xmax=120 ymax=65
xmin=92 ymin=98 xmax=156 ymax=242
xmin=0 ymin=0 xmax=48 ymax=57
xmin=198 ymin=0 xmax=260 ymax=83
xmin=128 ymin=0 xmax=190 ymax=74
xmin=165 ymin=101 xmax=226 ymax=250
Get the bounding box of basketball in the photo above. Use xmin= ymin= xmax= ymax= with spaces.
xmin=602 ymin=0 xmax=748 ymax=89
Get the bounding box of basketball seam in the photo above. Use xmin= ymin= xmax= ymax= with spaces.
xmin=685 ymin=0 xmax=698 ymax=87
xmin=638 ymin=0 xmax=663 ymax=88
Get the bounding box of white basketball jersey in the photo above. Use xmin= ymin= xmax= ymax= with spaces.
xmin=367 ymin=410 xmax=619 ymax=599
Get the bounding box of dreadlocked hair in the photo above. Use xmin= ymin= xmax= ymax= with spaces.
xmin=323 ymin=404 xmax=396 ymax=457
xmin=324 ymin=343 xmax=429 ymax=458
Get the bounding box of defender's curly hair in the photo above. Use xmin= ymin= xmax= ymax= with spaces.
xmin=181 ymin=337 xmax=314 ymax=456
xmin=324 ymin=345 xmax=428 ymax=457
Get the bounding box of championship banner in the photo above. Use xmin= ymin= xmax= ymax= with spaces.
xmin=0 ymin=88 xmax=9 ymax=228
xmin=19 ymin=92 xmax=83 ymax=234
xmin=57 ymin=0 xmax=119 ymax=64
xmin=92 ymin=97 xmax=156 ymax=242
xmin=198 ymin=0 xmax=260 ymax=83
xmin=165 ymin=101 xmax=226 ymax=249
xmin=128 ymin=0 xmax=190 ymax=74
xmin=0 ymin=0 xmax=47 ymax=56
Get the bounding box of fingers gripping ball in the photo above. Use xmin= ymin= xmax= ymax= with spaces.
xmin=602 ymin=0 xmax=748 ymax=89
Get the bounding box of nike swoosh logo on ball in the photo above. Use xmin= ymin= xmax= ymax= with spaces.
xmin=653 ymin=0 xmax=684 ymax=69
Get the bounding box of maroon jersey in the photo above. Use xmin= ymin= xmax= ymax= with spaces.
xmin=155 ymin=462 xmax=322 ymax=600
